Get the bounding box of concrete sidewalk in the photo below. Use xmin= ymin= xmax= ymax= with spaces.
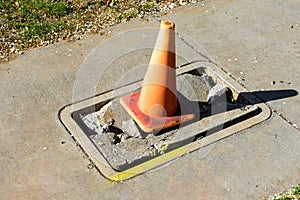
xmin=0 ymin=0 xmax=299 ymax=199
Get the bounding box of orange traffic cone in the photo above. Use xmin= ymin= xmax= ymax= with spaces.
xmin=120 ymin=20 xmax=195 ymax=133
xmin=139 ymin=20 xmax=177 ymax=117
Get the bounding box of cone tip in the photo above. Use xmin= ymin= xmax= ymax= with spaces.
xmin=161 ymin=20 xmax=175 ymax=30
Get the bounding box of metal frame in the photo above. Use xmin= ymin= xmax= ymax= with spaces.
xmin=59 ymin=62 xmax=271 ymax=181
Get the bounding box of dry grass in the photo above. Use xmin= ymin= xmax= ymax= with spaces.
xmin=0 ymin=0 xmax=197 ymax=63
xmin=266 ymin=184 xmax=300 ymax=200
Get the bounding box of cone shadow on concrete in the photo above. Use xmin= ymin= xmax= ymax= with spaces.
xmin=238 ymin=89 xmax=298 ymax=104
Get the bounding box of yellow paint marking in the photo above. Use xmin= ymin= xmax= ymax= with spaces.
xmin=108 ymin=146 xmax=187 ymax=181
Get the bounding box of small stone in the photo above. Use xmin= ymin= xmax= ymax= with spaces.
xmin=271 ymin=81 xmax=276 ymax=85
xmin=102 ymin=124 xmax=109 ymax=132
xmin=168 ymin=3 xmax=175 ymax=9
xmin=87 ymin=163 xmax=94 ymax=169
xmin=13 ymin=2 xmax=20 ymax=8
xmin=207 ymin=84 xmax=228 ymax=104
xmin=122 ymin=119 xmax=146 ymax=138
xmin=179 ymin=0 xmax=187 ymax=6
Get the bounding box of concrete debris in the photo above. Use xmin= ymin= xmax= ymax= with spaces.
xmin=207 ymin=84 xmax=228 ymax=104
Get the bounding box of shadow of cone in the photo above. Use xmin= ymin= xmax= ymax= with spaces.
xmin=120 ymin=20 xmax=195 ymax=133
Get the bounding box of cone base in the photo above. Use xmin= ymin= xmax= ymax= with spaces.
xmin=120 ymin=91 xmax=195 ymax=133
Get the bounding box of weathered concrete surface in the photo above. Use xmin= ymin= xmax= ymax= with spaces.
xmin=0 ymin=0 xmax=299 ymax=199
xmin=99 ymin=114 xmax=300 ymax=199
xmin=169 ymin=0 xmax=300 ymax=127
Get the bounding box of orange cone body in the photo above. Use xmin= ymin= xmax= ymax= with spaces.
xmin=120 ymin=20 xmax=195 ymax=133
xmin=138 ymin=20 xmax=177 ymax=117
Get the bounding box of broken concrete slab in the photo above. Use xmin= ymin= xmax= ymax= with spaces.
xmin=60 ymin=62 xmax=271 ymax=179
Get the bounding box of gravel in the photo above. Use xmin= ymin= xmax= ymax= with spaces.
xmin=0 ymin=0 xmax=203 ymax=63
